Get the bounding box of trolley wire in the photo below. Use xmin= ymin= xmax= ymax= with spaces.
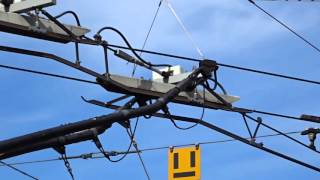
xmin=248 ymin=0 xmax=320 ymax=54
xmin=106 ymin=43 xmax=320 ymax=86
xmin=0 ymin=130 xmax=302 ymax=167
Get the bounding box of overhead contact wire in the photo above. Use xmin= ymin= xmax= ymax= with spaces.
xmin=249 ymin=0 xmax=320 ymax=54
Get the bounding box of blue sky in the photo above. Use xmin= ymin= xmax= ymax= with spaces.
xmin=0 ymin=0 xmax=320 ymax=179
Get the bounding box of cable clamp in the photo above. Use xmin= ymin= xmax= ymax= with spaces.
xmin=169 ymin=146 xmax=174 ymax=153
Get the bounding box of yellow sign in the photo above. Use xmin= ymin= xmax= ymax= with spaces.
xmin=168 ymin=146 xmax=201 ymax=180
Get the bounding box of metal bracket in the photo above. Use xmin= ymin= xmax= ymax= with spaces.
xmin=252 ymin=117 xmax=263 ymax=141
xmin=301 ymin=128 xmax=320 ymax=150
xmin=242 ymin=114 xmax=263 ymax=145
xmin=53 ymin=146 xmax=75 ymax=180
xmin=0 ymin=11 xmax=90 ymax=43
xmin=81 ymin=96 xmax=131 ymax=128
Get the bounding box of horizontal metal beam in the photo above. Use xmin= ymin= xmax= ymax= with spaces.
xmin=0 ymin=11 xmax=90 ymax=43
xmin=97 ymin=74 xmax=240 ymax=109
xmin=91 ymin=103 xmax=320 ymax=173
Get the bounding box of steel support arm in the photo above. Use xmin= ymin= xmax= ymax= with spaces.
xmin=98 ymin=103 xmax=320 ymax=173
xmin=0 ymin=62 xmax=214 ymax=157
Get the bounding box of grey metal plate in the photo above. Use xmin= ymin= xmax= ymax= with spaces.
xmin=0 ymin=0 xmax=56 ymax=13
xmin=0 ymin=11 xmax=90 ymax=43
xmin=106 ymin=74 xmax=240 ymax=105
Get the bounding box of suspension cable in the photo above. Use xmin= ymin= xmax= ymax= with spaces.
xmin=0 ymin=160 xmax=39 ymax=180
xmin=248 ymin=0 xmax=320 ymax=54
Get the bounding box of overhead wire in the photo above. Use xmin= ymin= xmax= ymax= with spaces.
xmin=127 ymin=127 xmax=151 ymax=180
xmin=0 ymin=160 xmax=39 ymax=180
xmin=132 ymin=0 xmax=164 ymax=77
xmin=106 ymin=43 xmax=320 ymax=86
xmin=128 ymin=1 xmax=164 ymax=154
xmin=0 ymin=130 xmax=303 ymax=167
xmin=0 ymin=64 xmax=97 ymax=84
xmin=248 ymin=0 xmax=320 ymax=54
xmin=140 ymin=0 xmax=163 ymax=56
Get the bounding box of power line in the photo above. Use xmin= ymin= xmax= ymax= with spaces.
xmin=0 ymin=64 xmax=98 ymax=85
xmin=0 ymin=160 xmax=39 ymax=180
xmin=248 ymin=0 xmax=320 ymax=54
xmin=132 ymin=0 xmax=163 ymax=80
xmin=0 ymin=130 xmax=301 ymax=167
xmin=106 ymin=43 xmax=320 ymax=86
xmin=1 ymin=63 xmax=317 ymax=123
xmin=140 ymin=0 xmax=163 ymax=55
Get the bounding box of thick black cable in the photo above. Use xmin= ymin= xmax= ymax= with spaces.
xmin=208 ymin=78 xmax=227 ymax=95
xmin=98 ymin=140 xmax=133 ymax=163
xmin=248 ymin=0 xmax=320 ymax=54
xmin=54 ymin=11 xmax=81 ymax=26
xmin=99 ymin=140 xmax=133 ymax=163
xmin=97 ymin=98 xmax=140 ymax=163
xmin=0 ymin=160 xmax=39 ymax=180
xmin=95 ymin=27 xmax=171 ymax=68
xmin=166 ymin=85 xmax=206 ymax=130
xmin=42 ymin=10 xmax=82 ymax=64
xmin=106 ymin=43 xmax=320 ymax=86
